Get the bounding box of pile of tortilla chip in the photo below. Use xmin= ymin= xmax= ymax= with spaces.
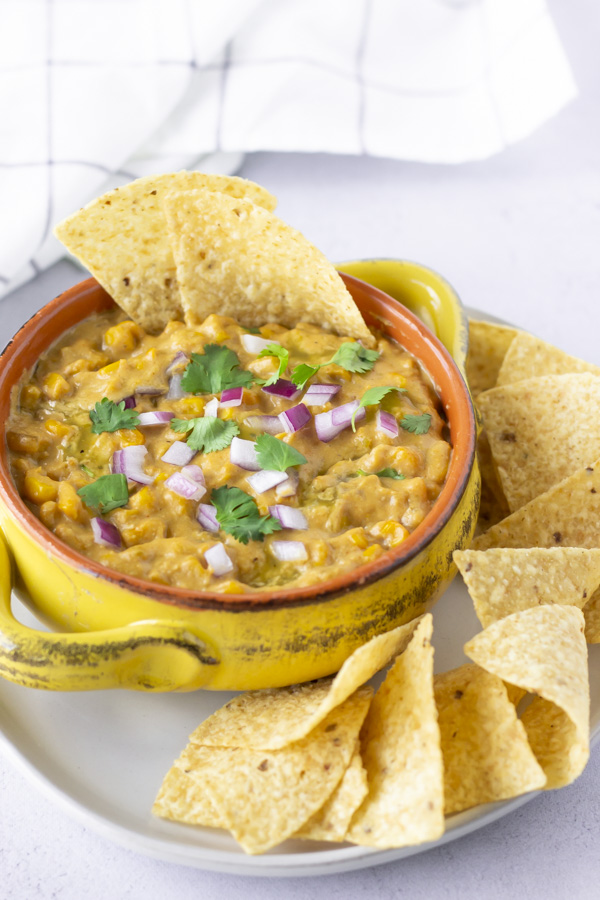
xmin=54 ymin=171 xmax=374 ymax=347
xmin=153 ymin=595 xmax=590 ymax=854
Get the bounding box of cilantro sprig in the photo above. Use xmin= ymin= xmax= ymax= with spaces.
xmin=181 ymin=345 xmax=254 ymax=395
xmin=256 ymin=344 xmax=289 ymax=387
xmin=171 ymin=417 xmax=239 ymax=453
xmin=77 ymin=473 xmax=129 ymax=514
xmin=400 ymin=413 xmax=432 ymax=435
xmin=89 ymin=398 xmax=140 ymax=434
xmin=351 ymin=385 xmax=398 ymax=431
xmin=255 ymin=434 xmax=307 ymax=471
xmin=211 ymin=485 xmax=282 ymax=544
xmin=291 ymin=343 xmax=380 ymax=390
xmin=352 ymin=467 xmax=406 ymax=480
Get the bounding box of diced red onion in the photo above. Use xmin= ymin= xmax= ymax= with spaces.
xmin=246 ymin=469 xmax=288 ymax=494
xmin=244 ymin=414 xmax=282 ymax=435
xmin=161 ymin=441 xmax=195 ymax=467
xmin=121 ymin=395 xmax=136 ymax=409
xmin=278 ymin=403 xmax=311 ymax=434
xmin=241 ymin=334 xmax=280 ymax=354
xmin=135 ymin=386 xmax=166 ymax=397
xmin=181 ymin=465 xmax=204 ymax=484
xmin=262 ymin=379 xmax=301 ymax=401
xmin=331 ymin=400 xmax=365 ymax=427
xmin=166 ymin=373 xmax=185 ymax=400
xmin=112 ymin=446 xmax=154 ymax=484
xmin=197 ymin=503 xmax=219 ymax=533
xmin=205 ymin=543 xmax=233 ymax=576
xmin=91 ymin=517 xmax=121 ymax=548
xmin=220 ymin=387 xmax=243 ymax=408
xmin=137 ymin=411 xmax=175 ymax=426
xmin=268 ymin=505 xmax=308 ymax=530
xmin=164 ymin=471 xmax=206 ymax=501
xmin=271 ymin=540 xmax=308 ymax=562
xmin=376 ymin=409 xmax=399 ymax=438
xmin=302 ymin=384 xmax=340 ymax=406
xmin=204 ymin=398 xmax=220 ymax=418
xmin=275 ymin=468 xmax=299 ymax=498
xmin=166 ymin=351 xmax=188 ymax=375
xmin=230 ymin=436 xmax=260 ymax=470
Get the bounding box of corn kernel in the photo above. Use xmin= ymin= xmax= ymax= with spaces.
xmin=103 ymin=321 xmax=143 ymax=354
xmin=388 ymin=374 xmax=408 ymax=389
xmin=391 ymin=446 xmax=422 ymax=476
xmin=42 ymin=372 xmax=71 ymax=400
xmin=11 ymin=458 xmax=31 ymax=476
xmin=242 ymin=388 xmax=261 ymax=405
xmin=363 ymin=544 xmax=384 ymax=562
xmin=20 ymin=384 xmax=41 ymax=409
xmin=154 ymin=472 xmax=169 ymax=484
xmin=6 ymin=431 xmax=45 ymax=454
xmin=370 ymin=519 xmax=409 ymax=548
xmin=44 ymin=418 xmax=71 ymax=438
xmin=120 ymin=518 xmax=166 ymax=546
xmin=98 ymin=360 xmax=122 ymax=376
xmin=39 ymin=500 xmax=58 ymax=528
xmin=175 ymin=396 xmax=205 ymax=416
xmin=24 ymin=470 xmax=59 ymax=504
xmin=261 ymin=324 xmax=286 ymax=339
xmin=133 ymin=347 xmax=157 ymax=369
xmin=119 ymin=428 xmax=145 ymax=447
xmin=218 ymin=580 xmax=247 ymax=594
xmin=57 ymin=481 xmax=84 ymax=521
xmin=346 ymin=527 xmax=369 ymax=549
xmin=128 ymin=486 xmax=154 ymax=512
xmin=310 ymin=540 xmax=329 ymax=566
xmin=220 ymin=407 xmax=235 ymax=420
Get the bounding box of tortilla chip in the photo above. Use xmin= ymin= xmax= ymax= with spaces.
xmin=189 ymin=620 xmax=420 ymax=751
xmin=152 ymin=764 xmax=225 ymax=829
xmin=496 ymin=331 xmax=600 ymax=387
xmin=163 ymin=189 xmax=375 ymax=346
xmin=471 ymin=458 xmax=600 ymax=551
xmin=346 ymin=615 xmax=445 ymax=849
xmin=476 ymin=430 xmax=510 ymax=532
xmin=435 ymin=664 xmax=546 ymax=814
xmin=54 ymin=172 xmax=277 ymax=333
xmin=583 ymin=587 xmax=600 ymax=642
xmin=465 ymin=319 xmax=519 ymax=398
xmin=478 ymin=374 xmax=600 ymax=511
xmin=295 ymin=746 xmax=368 ymax=842
xmin=454 ymin=547 xmax=600 ymax=629
xmin=464 ymin=605 xmax=589 ymax=788
xmin=179 ymin=689 xmax=371 ymax=855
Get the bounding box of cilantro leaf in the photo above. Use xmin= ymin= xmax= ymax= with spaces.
xmin=181 ymin=345 xmax=254 ymax=394
xmin=376 ymin=467 xmax=406 ymax=480
xmin=171 ymin=417 xmax=239 ymax=453
xmin=400 ymin=413 xmax=432 ymax=435
xmin=351 ymin=385 xmax=396 ymax=431
xmin=255 ymin=434 xmax=307 ymax=471
xmin=328 ymin=343 xmax=380 ymax=374
xmin=89 ymin=398 xmax=139 ymax=434
xmin=291 ymin=343 xmax=380 ymax=390
xmin=291 ymin=363 xmax=320 ymax=390
xmin=245 ymin=326 xmax=262 ymax=335
xmin=257 ymin=344 xmax=289 ymax=387
xmin=211 ymin=485 xmax=282 ymax=544
xmin=77 ymin=473 xmax=128 ymax=513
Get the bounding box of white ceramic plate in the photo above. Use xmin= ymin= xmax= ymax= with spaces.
xmin=1 ymin=308 xmax=598 ymax=878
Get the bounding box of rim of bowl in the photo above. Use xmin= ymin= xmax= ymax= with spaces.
xmin=0 ymin=272 xmax=476 ymax=612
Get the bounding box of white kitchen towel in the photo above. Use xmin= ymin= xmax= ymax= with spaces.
xmin=0 ymin=0 xmax=576 ymax=301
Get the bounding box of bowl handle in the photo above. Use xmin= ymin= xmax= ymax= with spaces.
xmin=0 ymin=532 xmax=219 ymax=692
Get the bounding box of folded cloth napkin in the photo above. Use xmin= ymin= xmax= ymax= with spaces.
xmin=0 ymin=0 xmax=575 ymax=301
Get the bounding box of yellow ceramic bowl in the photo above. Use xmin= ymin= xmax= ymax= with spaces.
xmin=0 ymin=261 xmax=479 ymax=692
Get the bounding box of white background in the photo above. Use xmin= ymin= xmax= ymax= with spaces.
xmin=1 ymin=1 xmax=599 ymax=897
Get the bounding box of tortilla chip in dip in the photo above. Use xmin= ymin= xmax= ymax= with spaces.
xmin=188 ymin=620 xmax=419 ymax=751
xmin=454 ymin=547 xmax=600 ymax=628
xmin=496 ymin=331 xmax=600 ymax=387
xmin=163 ymin=188 xmax=375 ymax=346
xmin=478 ymin=373 xmax=600 ymax=511
xmin=346 ymin=615 xmax=445 ymax=849
xmin=175 ymin=689 xmax=371 ymax=855
xmin=464 ymin=605 xmax=589 ymax=789
xmin=471 ymin=458 xmax=600 ymax=551
xmin=53 ymin=171 xmax=277 ymax=333
xmin=435 ymin=663 xmax=546 ymax=814
xmin=465 ymin=319 xmax=519 ymax=398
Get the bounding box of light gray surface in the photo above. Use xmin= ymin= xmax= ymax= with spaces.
xmin=1 ymin=1 xmax=600 ymax=897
